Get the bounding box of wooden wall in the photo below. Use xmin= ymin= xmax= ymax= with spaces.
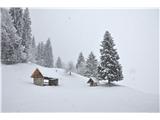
xmin=33 ymin=78 xmax=44 ymax=86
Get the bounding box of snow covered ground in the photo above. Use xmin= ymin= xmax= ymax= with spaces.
xmin=1 ymin=63 xmax=159 ymax=112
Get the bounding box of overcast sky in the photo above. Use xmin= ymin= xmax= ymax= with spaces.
xmin=30 ymin=9 xmax=159 ymax=94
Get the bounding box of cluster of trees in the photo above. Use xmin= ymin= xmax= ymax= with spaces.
xmin=1 ymin=7 xmax=123 ymax=83
xmin=1 ymin=8 xmax=54 ymax=68
xmin=54 ymin=56 xmax=75 ymax=75
xmin=1 ymin=8 xmax=31 ymax=64
xmin=75 ymin=52 xmax=98 ymax=78
xmin=36 ymin=38 xmax=54 ymax=68
xmin=75 ymin=31 xmax=123 ymax=83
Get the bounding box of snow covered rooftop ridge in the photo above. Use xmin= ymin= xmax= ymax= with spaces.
xmin=31 ymin=68 xmax=43 ymax=78
xmin=89 ymin=77 xmax=99 ymax=82
xmin=31 ymin=64 xmax=64 ymax=78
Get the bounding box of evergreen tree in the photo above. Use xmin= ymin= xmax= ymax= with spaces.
xmin=56 ymin=57 xmax=63 ymax=68
xmin=30 ymin=36 xmax=36 ymax=63
xmin=43 ymin=38 xmax=54 ymax=68
xmin=22 ymin=8 xmax=32 ymax=62
xmin=1 ymin=8 xmax=20 ymax=64
xmin=39 ymin=42 xmax=45 ymax=66
xmin=9 ymin=8 xmax=24 ymax=63
xmin=35 ymin=39 xmax=54 ymax=68
xmin=76 ymin=52 xmax=85 ymax=75
xmin=9 ymin=8 xmax=23 ymax=37
xmin=97 ymin=31 xmax=123 ymax=84
xmin=35 ymin=42 xmax=41 ymax=65
xmin=84 ymin=52 xmax=98 ymax=78
xmin=9 ymin=8 xmax=23 ymax=62
xmin=35 ymin=42 xmax=44 ymax=66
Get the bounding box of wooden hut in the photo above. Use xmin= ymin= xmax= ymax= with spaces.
xmin=87 ymin=77 xmax=98 ymax=86
xmin=31 ymin=68 xmax=44 ymax=86
xmin=31 ymin=68 xmax=58 ymax=86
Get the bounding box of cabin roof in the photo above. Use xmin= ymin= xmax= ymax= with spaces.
xmin=31 ymin=66 xmax=60 ymax=79
xmin=87 ymin=77 xmax=98 ymax=83
xmin=31 ymin=68 xmax=43 ymax=78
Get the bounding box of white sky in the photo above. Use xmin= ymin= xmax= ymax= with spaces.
xmin=30 ymin=9 xmax=159 ymax=94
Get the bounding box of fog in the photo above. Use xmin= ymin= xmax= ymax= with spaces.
xmin=30 ymin=9 xmax=159 ymax=94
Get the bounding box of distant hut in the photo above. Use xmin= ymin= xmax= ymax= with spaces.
xmin=31 ymin=68 xmax=58 ymax=86
xmin=31 ymin=68 xmax=44 ymax=86
xmin=87 ymin=77 xmax=98 ymax=86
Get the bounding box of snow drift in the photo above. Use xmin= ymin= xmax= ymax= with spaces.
xmin=1 ymin=63 xmax=159 ymax=112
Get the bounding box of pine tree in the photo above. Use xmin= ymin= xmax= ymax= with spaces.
xmin=35 ymin=39 xmax=54 ymax=68
xmin=38 ymin=42 xmax=45 ymax=66
xmin=56 ymin=57 xmax=63 ymax=68
xmin=97 ymin=31 xmax=123 ymax=84
xmin=84 ymin=52 xmax=98 ymax=78
xmin=21 ymin=8 xmax=32 ymax=63
xmin=35 ymin=42 xmax=41 ymax=65
xmin=1 ymin=8 xmax=20 ymax=64
xmin=40 ymin=42 xmax=45 ymax=65
xmin=76 ymin=52 xmax=85 ymax=75
xmin=9 ymin=8 xmax=24 ymax=63
xmin=30 ymin=36 xmax=36 ymax=63
xmin=43 ymin=38 xmax=54 ymax=68
xmin=9 ymin=8 xmax=23 ymax=37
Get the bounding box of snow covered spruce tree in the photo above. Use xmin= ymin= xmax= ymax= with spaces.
xmin=76 ymin=52 xmax=86 ymax=75
xmin=35 ymin=42 xmax=43 ymax=66
xmin=9 ymin=8 xmax=24 ymax=63
xmin=36 ymin=41 xmax=45 ymax=66
xmin=97 ymin=31 xmax=123 ymax=84
xmin=84 ymin=52 xmax=98 ymax=78
xmin=43 ymin=38 xmax=54 ymax=68
xmin=21 ymin=8 xmax=32 ymax=63
xmin=35 ymin=39 xmax=54 ymax=68
xmin=30 ymin=36 xmax=36 ymax=63
xmin=9 ymin=8 xmax=23 ymax=38
xmin=1 ymin=8 xmax=20 ymax=64
xmin=56 ymin=57 xmax=63 ymax=68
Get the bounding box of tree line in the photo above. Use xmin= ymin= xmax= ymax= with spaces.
xmin=1 ymin=8 xmax=54 ymax=68
xmin=74 ymin=31 xmax=123 ymax=83
xmin=1 ymin=8 xmax=123 ymax=83
xmin=64 ymin=30 xmax=123 ymax=83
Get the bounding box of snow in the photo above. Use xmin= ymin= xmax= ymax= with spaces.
xmin=89 ymin=77 xmax=99 ymax=83
xmin=2 ymin=63 xmax=159 ymax=112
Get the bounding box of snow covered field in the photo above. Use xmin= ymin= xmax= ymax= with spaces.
xmin=1 ymin=63 xmax=159 ymax=112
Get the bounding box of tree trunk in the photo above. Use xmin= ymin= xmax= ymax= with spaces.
xmin=69 ymin=72 xmax=71 ymax=75
xmin=108 ymin=80 xmax=111 ymax=84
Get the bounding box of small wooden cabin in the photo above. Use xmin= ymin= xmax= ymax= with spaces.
xmin=31 ymin=68 xmax=58 ymax=86
xmin=87 ymin=77 xmax=98 ymax=86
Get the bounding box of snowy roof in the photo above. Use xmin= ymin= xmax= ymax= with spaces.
xmin=32 ymin=66 xmax=60 ymax=78
xmin=89 ymin=77 xmax=98 ymax=82
xmin=31 ymin=68 xmax=43 ymax=78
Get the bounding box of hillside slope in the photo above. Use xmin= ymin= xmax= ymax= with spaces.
xmin=2 ymin=63 xmax=159 ymax=112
